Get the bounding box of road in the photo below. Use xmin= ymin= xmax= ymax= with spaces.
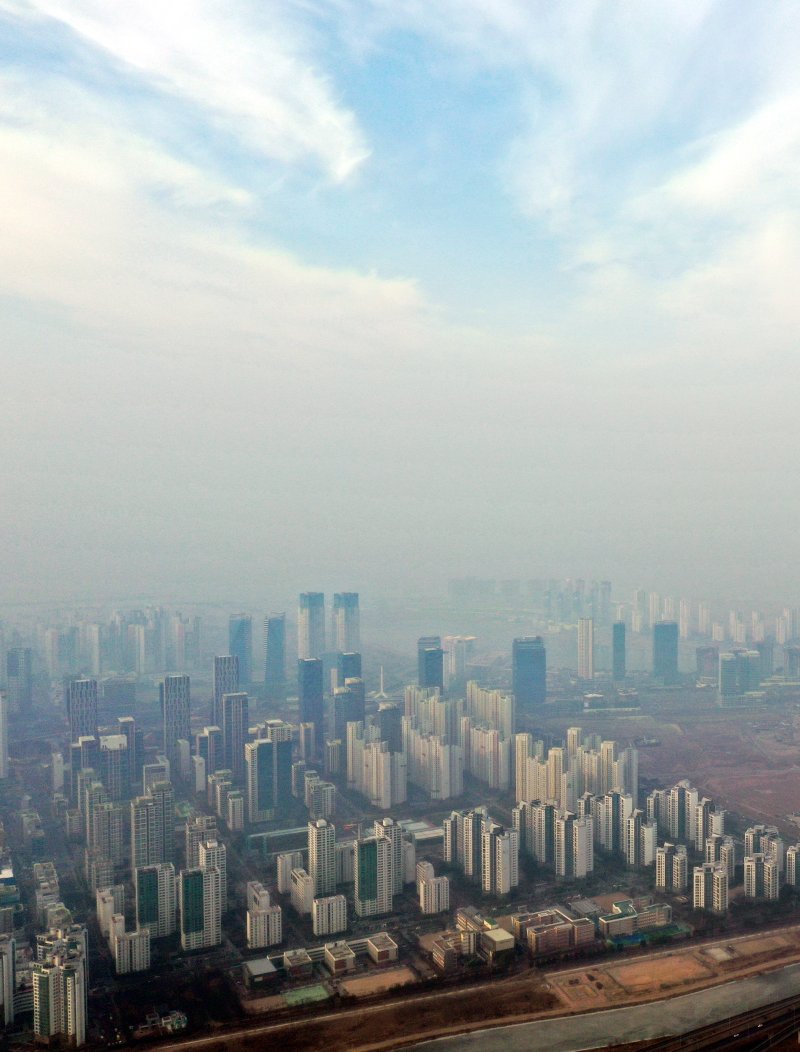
xmin=413 ymin=961 xmax=800 ymax=1050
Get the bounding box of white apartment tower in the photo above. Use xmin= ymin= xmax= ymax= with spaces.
xmin=693 ymin=863 xmax=729 ymax=914
xmin=481 ymin=824 xmax=519 ymax=895
xmin=308 ymin=819 xmax=336 ymax=898
xmin=578 ymin=619 xmax=594 ymax=680
xmin=312 ymin=894 xmax=347 ymax=936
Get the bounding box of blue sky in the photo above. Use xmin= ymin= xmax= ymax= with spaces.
xmin=1 ymin=0 xmax=800 ymax=603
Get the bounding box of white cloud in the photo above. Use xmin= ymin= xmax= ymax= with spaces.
xmin=7 ymin=0 xmax=370 ymax=182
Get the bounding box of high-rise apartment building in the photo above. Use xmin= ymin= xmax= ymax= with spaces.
xmin=354 ymin=835 xmax=392 ymax=917
xmin=656 ymin=842 xmax=688 ymax=891
xmin=418 ymin=873 xmax=450 ymax=914
xmin=512 ymin=637 xmax=547 ymax=709
xmin=481 ymin=823 xmax=519 ymax=895
xmin=32 ymin=952 xmax=87 ymax=1047
xmin=228 ymin=615 xmax=252 ymax=685
xmin=263 ymin=614 xmax=286 ymax=703
xmin=653 ymin=621 xmax=679 ymax=684
xmin=555 ymin=813 xmax=594 ymax=879
xmin=245 ymin=733 xmax=292 ymax=823
xmin=195 ymin=725 xmax=223 ymax=777
xmin=130 ymin=781 xmax=174 ymax=868
xmin=298 ymin=593 xmax=325 ymax=660
xmin=160 ymin=675 xmax=190 ymax=772
xmin=212 ymin=655 xmax=239 ymax=728
xmin=298 ymin=658 xmax=324 ymax=755
xmin=624 ymin=809 xmax=657 ymax=869
xmin=67 ymin=679 xmax=99 ymax=741
xmin=312 ymin=895 xmax=347 ymax=936
xmin=198 ymin=838 xmax=227 ymax=908
xmin=693 ymin=863 xmax=729 ymax=914
xmin=130 ymin=796 xmax=157 ymax=870
xmin=0 ymin=935 xmax=15 ymax=1026
xmin=577 ymin=619 xmax=594 ymax=680
xmin=308 ymin=819 xmax=336 ymax=898
xmin=441 ymin=635 xmax=476 ymax=691
xmin=744 ymin=853 xmax=780 ymax=900
xmin=185 ymin=814 xmax=217 ymax=870
xmin=332 ymin=593 xmax=360 ymax=653
xmin=375 ymin=817 xmax=404 ymax=895
xmin=135 ymin=863 xmax=176 ymax=938
xmin=179 ymin=866 xmax=221 ymax=951
xmin=246 ymin=882 xmax=282 ymax=948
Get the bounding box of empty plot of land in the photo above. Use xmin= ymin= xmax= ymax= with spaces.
xmin=704 ymin=946 xmax=735 ymax=962
xmin=607 ymin=955 xmax=712 ymax=992
xmin=555 ymin=978 xmax=606 ymax=1007
xmin=734 ymin=935 xmax=791 ymax=957
xmin=340 ymin=967 xmax=417 ymax=998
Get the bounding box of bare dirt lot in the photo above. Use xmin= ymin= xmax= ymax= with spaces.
xmin=340 ymin=967 xmax=417 ymax=997
xmin=607 ymin=954 xmax=712 ymax=992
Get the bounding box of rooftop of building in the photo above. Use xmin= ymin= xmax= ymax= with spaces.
xmin=367 ymin=932 xmax=397 ymax=951
xmin=243 ymin=957 xmax=278 ymax=978
xmin=325 ymin=942 xmax=356 ymax=960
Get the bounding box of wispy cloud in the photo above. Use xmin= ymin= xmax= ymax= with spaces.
xmin=4 ymin=0 xmax=370 ymax=182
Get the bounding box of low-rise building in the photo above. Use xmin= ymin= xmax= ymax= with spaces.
xmin=283 ymin=947 xmax=313 ymax=979
xmin=324 ymin=941 xmax=356 ymax=975
xmin=367 ymin=932 xmax=398 ymax=966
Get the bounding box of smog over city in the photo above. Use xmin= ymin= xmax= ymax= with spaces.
xmin=2 ymin=3 xmax=800 ymax=1050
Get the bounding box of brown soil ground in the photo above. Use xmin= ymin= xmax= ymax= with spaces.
xmin=340 ymin=967 xmax=417 ymax=997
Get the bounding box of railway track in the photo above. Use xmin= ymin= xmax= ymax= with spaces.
xmin=642 ymin=992 xmax=800 ymax=1050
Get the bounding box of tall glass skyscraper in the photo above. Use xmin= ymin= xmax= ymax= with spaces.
xmin=263 ymin=614 xmax=286 ymax=704
xmin=332 ymin=593 xmax=360 ymax=652
xmin=228 ymin=615 xmax=252 ymax=686
xmin=417 ymin=636 xmax=444 ymax=690
xmin=612 ymin=622 xmax=626 ymax=682
xmin=298 ymin=658 xmax=324 ymax=753
xmin=653 ymin=621 xmax=679 ymax=684
xmin=298 ymin=593 xmax=325 ymax=659
xmin=512 ymin=636 xmax=547 ymax=708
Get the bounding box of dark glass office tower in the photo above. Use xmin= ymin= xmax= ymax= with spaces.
xmin=228 ymin=615 xmax=252 ymax=685
xmin=612 ymin=622 xmax=626 ymax=682
xmin=160 ymin=674 xmax=190 ymax=772
xmin=263 ymin=614 xmax=286 ymax=704
xmin=418 ymin=636 xmax=444 ymax=690
xmin=221 ymin=691 xmax=249 ymax=782
xmin=298 ymin=658 xmax=324 ymax=753
xmin=377 ymin=703 xmax=403 ymax=753
xmin=66 ymin=677 xmax=99 ymax=740
xmin=653 ymin=621 xmax=679 ymax=684
xmin=212 ymin=655 xmax=239 ymax=728
xmin=337 ymin=651 xmax=362 ymax=686
xmin=512 ymin=637 xmax=547 ymax=708
xmin=6 ymin=647 xmax=33 ymax=714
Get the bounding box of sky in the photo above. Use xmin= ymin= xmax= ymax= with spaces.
xmin=1 ymin=1 xmax=800 ymax=605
